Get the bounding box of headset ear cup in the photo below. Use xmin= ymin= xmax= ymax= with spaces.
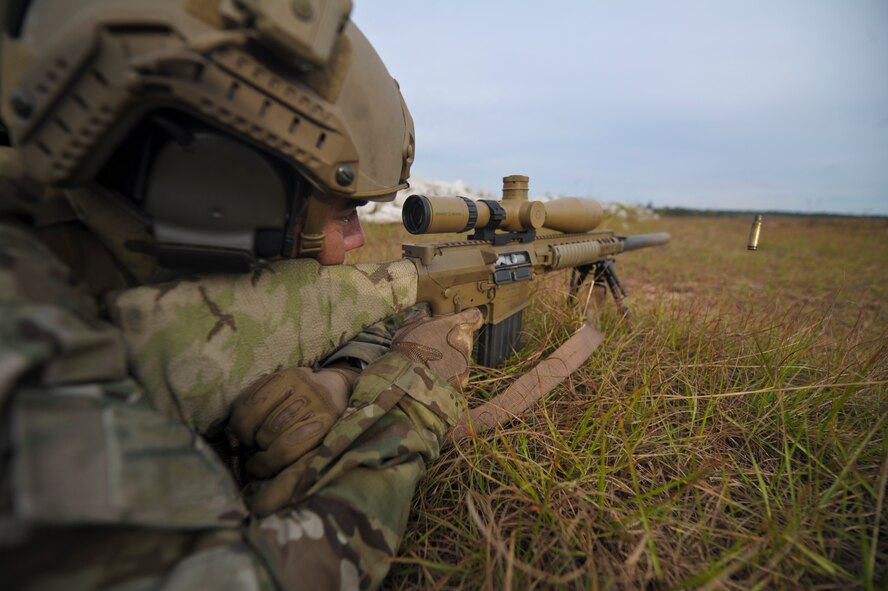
xmin=98 ymin=110 xmax=311 ymax=271
xmin=136 ymin=122 xmax=293 ymax=271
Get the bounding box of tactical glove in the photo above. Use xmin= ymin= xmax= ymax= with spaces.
xmin=391 ymin=307 xmax=484 ymax=388
xmin=229 ymin=366 xmax=356 ymax=480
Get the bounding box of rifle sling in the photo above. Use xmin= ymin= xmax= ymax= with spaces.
xmin=448 ymin=321 xmax=604 ymax=442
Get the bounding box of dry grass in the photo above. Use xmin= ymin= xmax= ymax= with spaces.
xmin=353 ymin=215 xmax=888 ymax=590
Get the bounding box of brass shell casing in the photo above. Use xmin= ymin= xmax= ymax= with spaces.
xmin=747 ymin=215 xmax=763 ymax=250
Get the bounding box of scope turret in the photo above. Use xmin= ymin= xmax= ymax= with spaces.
xmin=402 ymin=175 xmax=604 ymax=236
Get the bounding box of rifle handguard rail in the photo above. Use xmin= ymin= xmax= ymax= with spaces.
xmin=550 ymin=240 xmax=609 ymax=270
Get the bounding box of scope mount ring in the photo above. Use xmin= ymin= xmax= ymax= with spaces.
xmin=479 ymin=199 xmax=505 ymax=229
xmin=468 ymin=199 xmax=536 ymax=244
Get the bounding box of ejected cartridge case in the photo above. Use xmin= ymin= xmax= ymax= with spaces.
xmin=747 ymin=215 xmax=763 ymax=250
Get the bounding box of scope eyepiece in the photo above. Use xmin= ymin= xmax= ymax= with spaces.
xmin=403 ymin=194 xmax=486 ymax=235
xmin=403 ymin=194 xmax=433 ymax=234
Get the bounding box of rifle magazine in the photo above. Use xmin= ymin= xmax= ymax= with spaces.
xmin=474 ymin=310 xmax=523 ymax=367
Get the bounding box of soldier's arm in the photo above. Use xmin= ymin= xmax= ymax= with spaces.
xmin=244 ymin=352 xmax=462 ymax=590
xmin=233 ymin=307 xmax=483 ymax=590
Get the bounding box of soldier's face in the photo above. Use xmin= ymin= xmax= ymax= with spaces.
xmin=313 ymin=197 xmax=366 ymax=265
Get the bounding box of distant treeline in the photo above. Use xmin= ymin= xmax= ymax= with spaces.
xmin=657 ymin=207 xmax=887 ymax=219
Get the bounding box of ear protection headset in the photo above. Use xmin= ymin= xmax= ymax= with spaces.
xmin=100 ymin=111 xmax=306 ymax=273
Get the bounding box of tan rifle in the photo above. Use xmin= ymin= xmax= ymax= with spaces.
xmin=400 ymin=175 xmax=670 ymax=367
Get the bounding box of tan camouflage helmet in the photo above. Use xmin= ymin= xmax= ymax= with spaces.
xmin=0 ymin=0 xmax=415 ymax=266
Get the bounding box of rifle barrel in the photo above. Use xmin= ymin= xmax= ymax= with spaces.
xmin=620 ymin=232 xmax=671 ymax=252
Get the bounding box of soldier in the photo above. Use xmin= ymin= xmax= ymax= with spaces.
xmin=0 ymin=1 xmax=482 ymax=589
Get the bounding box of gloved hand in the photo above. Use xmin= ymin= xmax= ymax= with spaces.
xmin=391 ymin=307 xmax=484 ymax=388
xmin=229 ymin=365 xmax=357 ymax=481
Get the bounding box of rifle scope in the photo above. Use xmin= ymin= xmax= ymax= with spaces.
xmin=403 ymin=194 xmax=604 ymax=235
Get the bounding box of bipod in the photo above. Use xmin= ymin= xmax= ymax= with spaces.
xmin=570 ymin=259 xmax=630 ymax=317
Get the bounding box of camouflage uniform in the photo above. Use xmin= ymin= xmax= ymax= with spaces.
xmin=0 ymin=185 xmax=462 ymax=590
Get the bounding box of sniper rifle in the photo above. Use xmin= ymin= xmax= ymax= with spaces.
xmin=400 ymin=175 xmax=670 ymax=368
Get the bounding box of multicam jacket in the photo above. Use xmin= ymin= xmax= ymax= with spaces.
xmin=0 ymin=202 xmax=461 ymax=589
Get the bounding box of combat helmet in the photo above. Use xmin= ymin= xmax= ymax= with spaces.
xmin=0 ymin=0 xmax=415 ymax=271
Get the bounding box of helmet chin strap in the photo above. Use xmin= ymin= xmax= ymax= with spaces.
xmin=297 ymin=194 xmax=328 ymax=256
xmin=280 ymin=178 xmax=309 ymax=258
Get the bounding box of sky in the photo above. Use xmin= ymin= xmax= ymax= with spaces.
xmin=354 ymin=1 xmax=888 ymax=215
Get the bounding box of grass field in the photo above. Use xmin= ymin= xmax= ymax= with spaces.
xmin=354 ymin=215 xmax=888 ymax=590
